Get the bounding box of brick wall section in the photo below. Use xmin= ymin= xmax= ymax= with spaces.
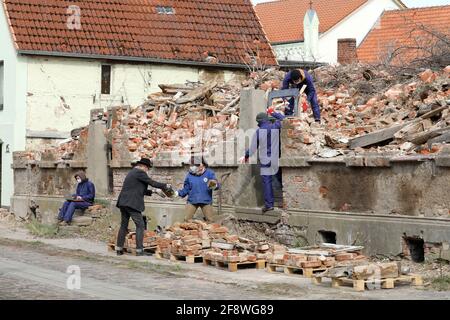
xmin=337 ymin=38 xmax=358 ymax=65
xmin=112 ymin=167 xmax=238 ymax=206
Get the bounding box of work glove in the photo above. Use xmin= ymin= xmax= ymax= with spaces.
xmin=154 ymin=189 xmax=166 ymax=198
xmin=207 ymin=179 xmax=218 ymax=190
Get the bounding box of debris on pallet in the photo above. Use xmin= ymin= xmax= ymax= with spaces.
xmin=312 ymin=261 xmax=423 ymax=291
xmin=266 ymin=243 xmax=367 ymax=277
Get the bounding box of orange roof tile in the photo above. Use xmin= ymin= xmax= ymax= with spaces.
xmin=3 ymin=0 xmax=277 ymax=66
xmin=358 ymin=5 xmax=450 ymax=65
xmin=254 ymin=0 xmax=369 ymax=43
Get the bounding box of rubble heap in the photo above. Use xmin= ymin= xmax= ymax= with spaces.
xmin=34 ymin=64 xmax=449 ymax=161
xmin=259 ymin=64 xmax=450 ymax=157
xmin=110 ymin=81 xmax=241 ymax=160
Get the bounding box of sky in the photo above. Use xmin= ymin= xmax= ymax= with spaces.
xmin=251 ymin=0 xmax=450 ymax=7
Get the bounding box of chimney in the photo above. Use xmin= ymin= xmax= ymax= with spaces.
xmin=303 ymin=7 xmax=319 ymax=61
xmin=337 ymin=38 xmax=358 ymax=64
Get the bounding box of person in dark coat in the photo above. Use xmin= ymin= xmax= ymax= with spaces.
xmin=58 ymin=171 xmax=95 ymax=225
xmin=177 ymin=157 xmax=220 ymax=222
xmin=115 ymin=158 xmax=172 ymax=256
xmin=281 ymin=69 xmax=321 ymax=121
xmin=242 ymin=111 xmax=285 ymax=213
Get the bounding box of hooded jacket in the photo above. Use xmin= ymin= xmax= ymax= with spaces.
xmin=178 ymin=168 xmax=220 ymax=205
xmin=73 ymin=172 xmax=95 ymax=203
xmin=245 ymin=112 xmax=285 ymax=168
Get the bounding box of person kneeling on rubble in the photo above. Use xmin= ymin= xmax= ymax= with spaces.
xmin=116 ymin=158 xmax=174 ymax=256
xmin=175 ymin=157 xmax=220 ymax=222
xmin=281 ymin=68 xmax=321 ymax=121
xmin=58 ymin=171 xmax=95 ymax=226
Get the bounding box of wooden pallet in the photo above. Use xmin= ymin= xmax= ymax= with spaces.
xmin=203 ymin=258 xmax=266 ymax=272
xmin=312 ymin=274 xmax=423 ymax=292
xmin=169 ymin=254 xmax=203 ymax=264
xmin=267 ymin=263 xmax=327 ymax=278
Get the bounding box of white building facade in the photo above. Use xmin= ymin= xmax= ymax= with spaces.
xmin=272 ymin=0 xmax=404 ymax=63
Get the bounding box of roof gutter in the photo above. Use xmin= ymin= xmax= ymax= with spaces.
xmin=271 ymin=40 xmax=304 ymax=46
xmin=17 ymin=50 xmax=277 ymax=69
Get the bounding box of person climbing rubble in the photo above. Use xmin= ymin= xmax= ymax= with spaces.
xmin=281 ymin=68 xmax=321 ymax=121
xmin=57 ymin=171 xmax=95 ymax=226
xmin=175 ymin=156 xmax=220 ymax=222
xmin=241 ymin=111 xmax=285 ymax=213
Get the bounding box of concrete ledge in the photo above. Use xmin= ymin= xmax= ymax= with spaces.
xmin=345 ymin=156 xmax=365 ymax=167
xmin=308 ymin=156 xmax=346 ymax=164
xmin=67 ymin=160 xmax=87 ymax=168
xmin=279 ymin=157 xmax=311 ymax=167
xmin=435 ymin=156 xmax=450 ymax=167
xmin=234 ymin=211 xmax=282 ymax=224
xmin=38 ymin=161 xmax=57 ymax=168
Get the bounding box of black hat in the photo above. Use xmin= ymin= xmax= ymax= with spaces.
xmin=135 ymin=158 xmax=153 ymax=168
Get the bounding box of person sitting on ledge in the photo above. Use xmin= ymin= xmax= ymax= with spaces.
xmin=58 ymin=171 xmax=95 ymax=226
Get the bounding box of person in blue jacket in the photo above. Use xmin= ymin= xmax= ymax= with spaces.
xmin=57 ymin=171 xmax=95 ymax=225
xmin=282 ymin=68 xmax=321 ymax=121
xmin=242 ymin=111 xmax=285 ymax=213
xmin=176 ymin=157 xmax=220 ymax=222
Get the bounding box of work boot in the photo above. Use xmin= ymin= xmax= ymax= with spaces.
xmin=262 ymin=207 xmax=274 ymax=213
xmin=116 ymin=250 xmax=124 ymax=256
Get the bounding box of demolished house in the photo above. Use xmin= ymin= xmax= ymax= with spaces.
xmin=0 ymin=0 xmax=276 ymax=206
xmin=11 ymin=61 xmax=450 ymax=259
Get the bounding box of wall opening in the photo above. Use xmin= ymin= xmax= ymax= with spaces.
xmin=101 ymin=65 xmax=112 ymax=95
xmin=405 ymin=237 xmax=425 ymax=263
xmin=319 ymin=230 xmax=336 ymax=244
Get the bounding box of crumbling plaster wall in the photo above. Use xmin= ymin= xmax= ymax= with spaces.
xmin=25 ymin=56 xmax=244 ymax=139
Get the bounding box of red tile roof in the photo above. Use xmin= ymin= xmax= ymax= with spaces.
xmin=254 ymin=0 xmax=369 ymax=43
xmin=2 ymin=0 xmax=277 ymax=67
xmin=358 ymin=5 xmax=450 ymax=65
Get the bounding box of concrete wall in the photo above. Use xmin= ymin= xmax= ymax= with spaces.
xmin=272 ymin=0 xmax=402 ymax=64
xmin=282 ymin=162 xmax=450 ymax=218
xmin=0 ymin=3 xmax=28 ymax=206
xmin=12 ymin=158 xmax=450 ymax=255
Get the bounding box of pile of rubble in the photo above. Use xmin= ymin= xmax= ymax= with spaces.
xmin=102 ymin=64 xmax=450 ymax=161
xmin=269 ymin=64 xmax=450 ymax=157
xmin=33 ymin=64 xmax=449 ymax=161
xmin=110 ymin=81 xmax=241 ymax=160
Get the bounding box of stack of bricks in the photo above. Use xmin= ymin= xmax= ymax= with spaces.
xmin=127 ymin=231 xmax=159 ymax=249
xmin=159 ymin=220 xmax=217 ymax=257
